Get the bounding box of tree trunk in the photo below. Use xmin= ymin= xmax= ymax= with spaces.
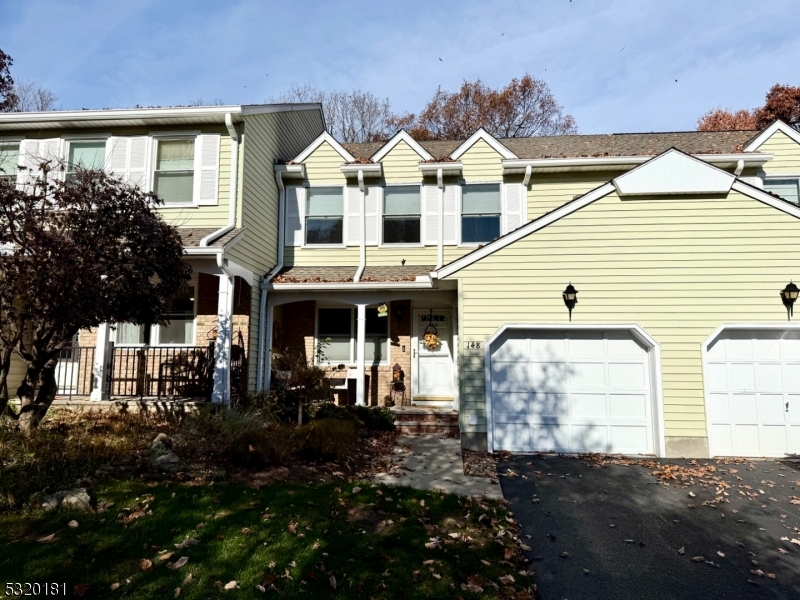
xmin=0 ymin=345 xmax=12 ymax=417
xmin=297 ymin=399 xmax=304 ymax=426
xmin=17 ymin=357 xmax=58 ymax=433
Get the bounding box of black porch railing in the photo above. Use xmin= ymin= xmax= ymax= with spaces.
xmin=110 ymin=345 xmax=215 ymax=399
xmin=55 ymin=346 xmax=96 ymax=400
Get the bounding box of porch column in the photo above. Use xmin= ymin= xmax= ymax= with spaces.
xmin=212 ymin=274 xmax=234 ymax=404
xmin=90 ymin=323 xmax=112 ymax=401
xmin=355 ymin=303 xmax=366 ymax=406
xmin=262 ymin=299 xmax=274 ymax=392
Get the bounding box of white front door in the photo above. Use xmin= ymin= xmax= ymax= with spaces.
xmin=706 ymin=329 xmax=800 ymax=457
xmin=412 ymin=310 xmax=453 ymax=403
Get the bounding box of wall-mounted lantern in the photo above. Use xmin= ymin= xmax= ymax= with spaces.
xmin=562 ymin=283 xmax=578 ymax=321
xmin=781 ymin=282 xmax=799 ymax=320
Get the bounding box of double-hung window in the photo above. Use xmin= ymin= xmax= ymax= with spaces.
xmin=764 ymin=178 xmax=800 ymax=205
xmin=114 ymin=285 xmax=196 ymax=346
xmin=316 ymin=306 xmax=389 ymax=365
xmin=67 ymin=141 xmax=106 ymax=177
xmin=383 ymin=185 xmax=421 ymax=244
xmin=306 ymin=187 xmax=343 ymax=245
xmin=154 ymin=139 xmax=195 ymax=205
xmin=461 ymin=183 xmax=501 ymax=244
xmin=0 ymin=142 xmax=19 ymax=184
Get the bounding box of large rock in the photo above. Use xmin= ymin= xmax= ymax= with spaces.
xmin=41 ymin=488 xmax=92 ymax=512
xmin=151 ymin=433 xmax=172 ymax=451
xmin=153 ymin=452 xmax=182 ymax=471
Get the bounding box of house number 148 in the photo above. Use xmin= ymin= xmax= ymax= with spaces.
xmin=466 ymin=342 xmax=481 ymax=349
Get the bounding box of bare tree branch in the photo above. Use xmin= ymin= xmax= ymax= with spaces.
xmin=10 ymin=78 xmax=58 ymax=112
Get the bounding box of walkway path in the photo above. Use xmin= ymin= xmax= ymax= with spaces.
xmin=373 ymin=435 xmax=502 ymax=499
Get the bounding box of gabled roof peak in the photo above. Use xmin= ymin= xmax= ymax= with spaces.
xmin=613 ymin=148 xmax=735 ymax=196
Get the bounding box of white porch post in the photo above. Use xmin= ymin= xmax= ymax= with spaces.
xmin=355 ymin=303 xmax=367 ymax=406
xmin=90 ymin=323 xmax=112 ymax=401
xmin=262 ymin=299 xmax=274 ymax=392
xmin=212 ymin=274 xmax=234 ymax=404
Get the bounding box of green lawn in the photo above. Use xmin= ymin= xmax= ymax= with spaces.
xmin=0 ymin=480 xmax=533 ymax=599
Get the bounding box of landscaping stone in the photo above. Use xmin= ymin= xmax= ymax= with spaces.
xmin=41 ymin=488 xmax=92 ymax=512
xmin=151 ymin=433 xmax=172 ymax=450
xmin=152 ymin=452 xmax=182 ymax=470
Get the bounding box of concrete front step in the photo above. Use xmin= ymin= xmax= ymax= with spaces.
xmin=396 ymin=419 xmax=460 ymax=435
xmin=395 ymin=412 xmax=459 ymax=424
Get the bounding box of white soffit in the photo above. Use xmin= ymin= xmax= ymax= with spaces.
xmin=613 ymin=149 xmax=735 ymax=196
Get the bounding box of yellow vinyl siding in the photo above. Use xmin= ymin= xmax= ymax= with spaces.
xmin=449 ymin=190 xmax=800 ymax=438
xmin=460 ymin=139 xmax=503 ymax=182
xmin=758 ymin=131 xmax=800 ymax=174
xmin=381 ymin=141 xmax=425 ymax=183
xmin=304 ymin=141 xmax=349 ymax=184
xmin=526 ymin=172 xmax=626 ymax=220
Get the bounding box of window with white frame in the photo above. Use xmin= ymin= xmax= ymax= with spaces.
xmin=0 ymin=142 xmax=19 ymax=183
xmin=316 ymin=306 xmax=389 ymax=365
xmin=67 ymin=141 xmax=106 ymax=175
xmin=461 ymin=183 xmax=501 ymax=244
xmin=113 ymin=285 xmax=196 ymax=346
xmin=764 ymin=178 xmax=800 ymax=205
xmin=383 ymin=185 xmax=421 ymax=244
xmin=153 ymin=139 xmax=195 ymax=205
xmin=306 ymin=187 xmax=344 ymax=245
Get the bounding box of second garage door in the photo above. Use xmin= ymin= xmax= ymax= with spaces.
xmin=490 ymin=329 xmax=656 ymax=455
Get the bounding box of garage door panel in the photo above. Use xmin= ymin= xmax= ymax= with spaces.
xmin=763 ymin=426 xmax=788 ymax=454
xmin=607 ymin=331 xmax=647 ymax=356
xmin=783 ymin=364 xmax=800 ymax=389
xmin=572 ymin=425 xmax=608 ymax=452
xmin=789 ymin=394 xmax=800 ymax=421
xmin=611 ymin=426 xmax=648 ymax=453
xmin=735 ymin=424 xmax=760 ymax=453
xmin=572 ymin=393 xmax=606 ymax=418
xmin=568 ymin=332 xmax=604 ymax=356
xmin=733 ymin=394 xmax=757 ymax=422
xmin=609 ymin=362 xmax=646 ymax=388
xmin=529 ymin=334 xmax=566 ymax=360
xmin=758 ymin=394 xmax=786 ymax=421
xmin=491 ymin=360 xmax=530 ymax=392
xmin=781 ymin=333 xmax=800 ymax=359
xmin=711 ymin=424 xmax=733 ymax=453
xmin=531 ymin=391 xmax=569 ymax=417
xmin=727 ymin=335 xmax=754 ymax=360
xmin=756 ymin=364 xmax=782 ymax=390
xmin=532 ymin=424 xmax=569 ymax=452
xmin=731 ymin=364 xmax=756 ymax=391
xmin=570 ymin=362 xmax=605 ymax=387
xmin=707 ymin=339 xmax=725 ymax=360
xmin=610 ymin=394 xmax=647 ymax=419
xmin=706 ymin=363 xmax=728 ymax=391
xmin=493 ymin=333 xmax=528 ymax=359
xmin=494 ymin=423 xmax=531 ymax=452
xmin=753 ymin=334 xmax=781 ymax=360
xmin=493 ymin=392 xmax=530 ymax=415
xmin=791 ymin=425 xmax=800 ymax=451
xmin=707 ymin=393 xmax=730 ymax=421
xmin=530 ymin=362 xmax=567 ymax=389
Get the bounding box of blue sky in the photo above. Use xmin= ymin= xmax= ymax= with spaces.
xmin=1 ymin=0 xmax=798 ymax=134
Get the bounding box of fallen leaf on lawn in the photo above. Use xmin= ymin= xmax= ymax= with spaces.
xmin=352 ymin=486 xmax=362 ymax=494
xmin=174 ymin=588 xmax=181 ymax=598
xmin=691 ymin=556 xmax=705 ymax=562
xmin=779 ymin=548 xmax=789 ymax=555
xmin=182 ymin=573 xmax=193 ymax=585
xmin=478 ymin=514 xmax=487 ymax=522
xmin=583 ymin=568 xmax=590 ymax=574
xmin=73 ymin=584 xmax=88 ymax=597
xmin=157 ymin=552 xmax=174 ymax=562
xmin=781 ymin=537 xmax=790 ymax=541
xmin=38 ymin=533 xmax=56 ymax=543
xmin=167 ymin=556 xmax=189 ymax=570
xmin=560 ymin=551 xmax=571 ymax=558
xmin=678 ymin=547 xmax=685 ymax=555
xmin=241 ymin=528 xmax=251 ymax=534
xmin=139 ymin=558 xmax=153 ymax=571
xmin=504 ymin=547 xmax=514 ymax=560
xmin=124 ymin=510 xmax=146 ymax=524
xmin=420 ymin=500 xmax=425 ymax=507
xmin=499 ymin=574 xmax=515 ymax=585
xmin=480 ymin=559 xmax=491 ymax=566
xmin=688 ymin=492 xmax=696 ymax=498
xmin=330 ymin=575 xmax=337 ymax=590
xmin=425 ymin=537 xmax=441 ymax=549
xmin=423 ymin=559 xmax=436 ymax=566
xmin=717 ymin=551 xmax=725 ymax=558
xmin=751 ymin=569 xmax=765 ymax=577
xmin=792 ymin=539 xmax=800 ymax=546
xmin=223 ymin=581 xmax=238 ymax=590
xmin=175 ymin=538 xmax=199 ymax=549
xmin=448 ymin=532 xmax=460 ymax=539
xmin=110 ymin=583 xmax=120 ymax=591
xmin=312 ymin=541 xmax=320 ymax=550
xmin=255 ymin=585 xmax=266 ymax=593
xmin=288 ymin=523 xmax=297 ymax=534
xmin=432 ymin=572 xmax=441 ymax=580
xmin=68 ymin=520 xmax=79 ymax=528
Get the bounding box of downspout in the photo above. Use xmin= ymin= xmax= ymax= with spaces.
xmin=354 ymin=169 xmax=366 ymax=282
xmin=522 ymin=164 xmax=532 ymax=187
xmin=436 ymin=168 xmax=444 ymax=269
xmin=257 ymin=170 xmax=287 ymax=390
xmin=200 ymin=112 xmax=240 ymax=246
xmin=734 ymin=159 xmax=745 ymax=177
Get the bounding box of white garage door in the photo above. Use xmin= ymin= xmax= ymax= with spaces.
xmin=706 ymin=329 xmax=800 ymax=457
xmin=490 ymin=329 xmax=655 ymax=454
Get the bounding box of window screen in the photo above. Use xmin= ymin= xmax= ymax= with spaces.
xmin=154 ymin=139 xmax=195 ymax=204
xmin=306 ymin=187 xmax=344 ymax=244
xmin=383 ymin=186 xmax=421 ymax=244
xmin=461 ymin=184 xmax=501 ymax=243
xmin=764 ymin=179 xmax=800 ymax=205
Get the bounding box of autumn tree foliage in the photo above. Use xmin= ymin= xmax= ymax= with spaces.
xmin=393 ymin=75 xmax=577 ymax=141
xmin=0 ymin=163 xmax=190 ymax=430
xmin=698 ymin=84 xmax=800 ymax=131
xmin=0 ymin=49 xmax=18 ymax=112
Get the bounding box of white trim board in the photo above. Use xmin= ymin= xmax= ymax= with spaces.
xmin=293 ymin=131 xmax=355 ymax=164
xmin=744 ymin=121 xmax=800 ymax=152
xmin=450 ymin=127 xmax=517 ymax=160
xmin=371 ymin=130 xmax=433 ymax=162
xmin=483 ymin=323 xmax=665 ymax=457
xmin=613 ymin=148 xmax=735 ymax=196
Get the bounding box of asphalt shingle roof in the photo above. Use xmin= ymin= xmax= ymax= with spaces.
xmin=272 ymin=264 xmax=434 ymax=284
xmin=178 ymin=227 xmax=243 ymax=248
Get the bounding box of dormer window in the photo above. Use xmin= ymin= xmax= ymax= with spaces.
xmin=461 ymin=183 xmax=501 ymax=244
xmin=383 ymin=185 xmax=421 ymax=244
xmin=306 ymin=187 xmax=343 ymax=245
xmin=764 ymin=178 xmax=800 ymax=205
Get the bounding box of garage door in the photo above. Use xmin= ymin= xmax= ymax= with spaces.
xmin=706 ymin=329 xmax=800 ymax=457
xmin=490 ymin=329 xmax=655 ymax=454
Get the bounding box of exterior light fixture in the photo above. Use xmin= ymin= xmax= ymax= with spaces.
xmin=781 ymin=281 xmax=800 ymax=320
xmin=562 ymin=283 xmax=578 ymax=321
xmin=377 ymin=303 xmax=388 ymax=318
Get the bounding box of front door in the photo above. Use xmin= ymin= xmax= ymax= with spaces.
xmin=412 ymin=310 xmax=453 ymax=403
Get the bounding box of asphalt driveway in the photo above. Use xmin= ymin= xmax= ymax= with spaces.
xmin=498 ymin=454 xmax=800 ymax=600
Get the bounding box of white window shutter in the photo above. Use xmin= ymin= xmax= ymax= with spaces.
xmin=128 ymin=137 xmax=148 ymax=188
xmin=442 ymin=185 xmax=458 ymax=245
xmin=107 ymin=137 xmax=129 ymax=181
xmin=503 ymin=183 xmax=524 ymax=234
xmin=365 ymin=186 xmax=380 ymax=246
xmin=345 ymin=186 xmax=361 ymax=246
xmin=17 ymin=139 xmax=41 ymax=189
xmin=195 ymin=134 xmax=220 ymax=205
xmin=285 ymin=186 xmax=304 ymax=246
xmin=40 ymin=138 xmax=62 ymax=186
xmin=423 ymin=185 xmax=439 ymax=246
